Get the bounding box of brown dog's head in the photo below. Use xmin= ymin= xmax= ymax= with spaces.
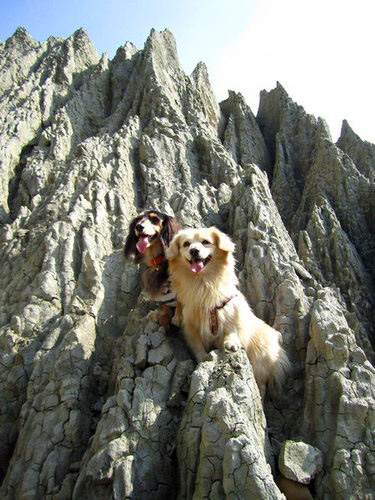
xmin=124 ymin=210 xmax=182 ymax=263
xmin=166 ymin=227 xmax=235 ymax=274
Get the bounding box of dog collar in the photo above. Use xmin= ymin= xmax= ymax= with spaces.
xmin=147 ymin=255 xmax=166 ymax=268
xmin=210 ymin=294 xmax=237 ymax=336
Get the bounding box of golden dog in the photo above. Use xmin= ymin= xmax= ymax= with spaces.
xmin=166 ymin=226 xmax=289 ymax=396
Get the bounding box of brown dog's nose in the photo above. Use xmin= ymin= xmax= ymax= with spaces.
xmin=135 ymin=223 xmax=144 ymax=232
xmin=190 ymin=248 xmax=200 ymax=258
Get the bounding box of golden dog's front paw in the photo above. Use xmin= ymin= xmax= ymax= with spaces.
xmin=171 ymin=302 xmax=183 ymax=327
xmin=224 ymin=338 xmax=241 ymax=352
xmin=171 ymin=312 xmax=181 ymax=327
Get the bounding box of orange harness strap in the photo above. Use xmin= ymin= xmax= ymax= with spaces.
xmin=210 ymin=294 xmax=237 ymax=336
xmin=147 ymin=255 xmax=166 ymax=268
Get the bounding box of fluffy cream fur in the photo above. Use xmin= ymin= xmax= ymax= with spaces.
xmin=166 ymin=226 xmax=289 ymax=397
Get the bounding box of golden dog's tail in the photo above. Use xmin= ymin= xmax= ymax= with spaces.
xmin=245 ymin=320 xmax=291 ymax=398
xmin=268 ymin=342 xmax=291 ymax=392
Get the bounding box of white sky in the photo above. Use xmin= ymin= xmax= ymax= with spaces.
xmin=1 ymin=0 xmax=374 ymax=143
xmin=209 ymin=0 xmax=375 ymax=143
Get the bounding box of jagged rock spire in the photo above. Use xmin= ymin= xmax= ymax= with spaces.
xmin=0 ymin=28 xmax=374 ymax=500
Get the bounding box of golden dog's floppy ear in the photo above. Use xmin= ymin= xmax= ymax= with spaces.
xmin=210 ymin=227 xmax=235 ymax=253
xmin=165 ymin=232 xmax=182 ymax=261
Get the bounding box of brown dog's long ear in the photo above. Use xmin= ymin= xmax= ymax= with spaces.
xmin=211 ymin=227 xmax=235 ymax=253
xmin=165 ymin=233 xmax=182 ymax=261
xmin=160 ymin=215 xmax=182 ymax=248
xmin=124 ymin=218 xmax=139 ymax=261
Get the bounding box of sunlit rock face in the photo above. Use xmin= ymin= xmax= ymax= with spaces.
xmin=0 ymin=27 xmax=374 ymax=500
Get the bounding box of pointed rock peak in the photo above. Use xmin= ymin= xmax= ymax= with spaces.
xmin=66 ymin=28 xmax=98 ymax=65
xmin=46 ymin=35 xmax=63 ymax=44
xmin=339 ymin=119 xmax=374 ymax=147
xmin=336 ymin=119 xmax=375 ymax=179
xmin=147 ymin=28 xmax=177 ymax=46
xmin=12 ymin=26 xmax=32 ymax=40
xmin=113 ymin=41 xmax=138 ymax=62
xmin=144 ymin=28 xmax=179 ymax=65
xmin=260 ymin=82 xmax=291 ymax=105
xmin=317 ymin=117 xmax=332 ymax=141
xmin=69 ymin=27 xmax=95 ymax=49
xmin=124 ymin=40 xmax=137 ymax=50
xmin=189 ymin=60 xmax=220 ymax=127
xmin=98 ymin=52 xmax=110 ymax=70
xmin=337 ymin=118 xmax=373 ymax=148
xmin=227 ymin=90 xmax=247 ymax=105
xmin=5 ymin=27 xmax=40 ymax=49
xmin=149 ymin=27 xmax=174 ymax=39
xmin=258 ymin=81 xmax=322 ymax=123
xmin=226 ymin=92 xmax=263 ymax=132
xmin=191 ymin=61 xmax=211 ymax=86
xmin=192 ymin=61 xmax=208 ymax=77
xmin=276 ymin=81 xmax=288 ymax=95
xmin=257 ymin=81 xmax=327 ymax=168
xmin=338 ymin=119 xmax=356 ymax=141
xmin=220 ymin=91 xmax=252 ymax=118
xmin=72 ymin=27 xmax=90 ymax=40
xmin=123 ymin=41 xmax=138 ymax=56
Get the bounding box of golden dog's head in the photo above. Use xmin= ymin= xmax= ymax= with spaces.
xmin=166 ymin=227 xmax=235 ymax=274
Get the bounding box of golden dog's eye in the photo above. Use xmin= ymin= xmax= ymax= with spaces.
xmin=202 ymin=240 xmax=211 ymax=245
xmin=183 ymin=241 xmax=190 ymax=248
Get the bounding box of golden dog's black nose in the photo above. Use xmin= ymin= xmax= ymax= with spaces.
xmin=190 ymin=248 xmax=200 ymax=258
xmin=135 ymin=223 xmax=144 ymax=232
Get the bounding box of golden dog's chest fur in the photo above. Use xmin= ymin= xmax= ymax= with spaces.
xmin=166 ymin=226 xmax=290 ymax=397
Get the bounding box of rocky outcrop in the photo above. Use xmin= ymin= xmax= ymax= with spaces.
xmin=0 ymin=27 xmax=374 ymax=499
xmin=278 ymin=440 xmax=323 ymax=484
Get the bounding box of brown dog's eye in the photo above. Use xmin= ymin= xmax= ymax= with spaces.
xmin=150 ymin=216 xmax=160 ymax=224
xmin=202 ymin=240 xmax=211 ymax=245
xmin=183 ymin=241 xmax=190 ymax=248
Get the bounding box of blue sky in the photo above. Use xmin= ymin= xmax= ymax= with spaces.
xmin=1 ymin=0 xmax=374 ymax=143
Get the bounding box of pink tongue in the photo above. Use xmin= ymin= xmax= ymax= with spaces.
xmin=136 ymin=236 xmax=151 ymax=254
xmin=190 ymin=260 xmax=205 ymax=273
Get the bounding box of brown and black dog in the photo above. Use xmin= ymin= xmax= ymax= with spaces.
xmin=124 ymin=209 xmax=182 ymax=326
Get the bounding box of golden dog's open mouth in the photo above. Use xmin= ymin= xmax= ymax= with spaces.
xmin=188 ymin=256 xmax=211 ymax=274
xmin=136 ymin=234 xmax=157 ymax=254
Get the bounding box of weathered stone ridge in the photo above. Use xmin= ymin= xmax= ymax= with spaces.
xmin=0 ymin=27 xmax=374 ymax=499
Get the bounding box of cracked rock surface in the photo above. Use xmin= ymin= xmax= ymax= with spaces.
xmin=278 ymin=440 xmax=323 ymax=484
xmin=0 ymin=27 xmax=374 ymax=499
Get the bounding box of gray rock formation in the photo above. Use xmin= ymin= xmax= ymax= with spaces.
xmin=278 ymin=440 xmax=323 ymax=484
xmin=0 ymin=27 xmax=374 ymax=499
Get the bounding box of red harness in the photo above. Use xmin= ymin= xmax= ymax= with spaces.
xmin=210 ymin=294 xmax=237 ymax=336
